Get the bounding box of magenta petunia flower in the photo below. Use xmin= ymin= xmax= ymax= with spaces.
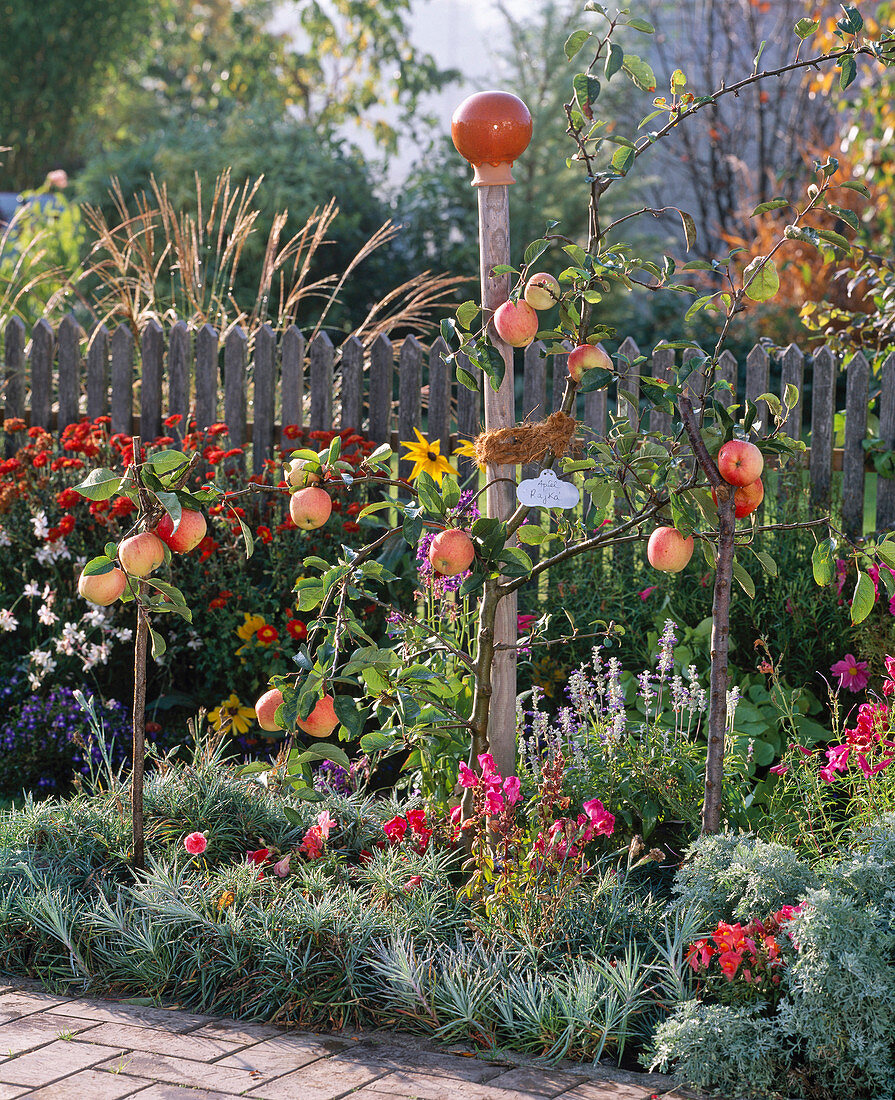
xmin=183 ymin=832 xmax=207 ymax=855
xmin=830 ymin=654 xmax=871 ymax=692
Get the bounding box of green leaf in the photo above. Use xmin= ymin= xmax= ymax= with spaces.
xmin=876 ymin=540 xmax=895 ymax=569
xmin=815 ymin=228 xmax=852 ymax=252
xmin=564 ymin=29 xmax=592 ymax=61
xmin=415 ymin=470 xmax=445 ymax=517
xmin=625 ymin=16 xmax=655 ymax=33
xmin=456 ymin=300 xmax=479 ymax=330
xmin=794 ymin=17 xmax=819 ymax=38
xmin=751 ymin=198 xmax=789 ymax=216
xmin=732 ymin=560 xmax=755 ymax=599
xmin=851 ymin=571 xmax=876 ymax=623
xmin=610 ymin=145 xmax=635 ymax=175
xmin=516 ymin=524 xmax=546 ymax=545
xmin=752 ymin=550 xmax=778 ymax=578
xmin=576 ymin=367 xmax=615 ymax=393
xmin=149 ymin=628 xmax=166 ymax=660
xmin=82 ymin=555 xmax=116 ymax=577
xmin=757 ymin=392 xmax=783 ymax=420
xmin=366 ymin=443 xmax=393 ymax=467
xmin=333 ymin=697 xmax=365 ymax=740
xmin=456 ymin=365 xmax=479 ymax=392
xmin=839 ymin=55 xmax=858 ymax=90
xmin=440 ymin=317 xmax=456 ymax=344
xmin=837 ymin=7 xmax=863 ymax=34
xmin=234 ymin=511 xmax=254 ymax=560
xmin=743 ymin=257 xmax=780 ymax=302
xmin=841 ymin=180 xmax=870 ymax=196
xmin=826 ymin=204 xmax=860 ymax=232
xmin=605 ymin=41 xmax=624 ymax=80
xmin=154 ymin=490 xmax=182 ymax=530
xmin=358 ymin=499 xmax=394 ymax=520
xmin=74 ymin=468 xmax=122 ymax=502
xmin=678 ymin=210 xmax=697 ymax=251
xmin=458 ymin=573 xmax=485 ymax=599
xmin=523 ymin=238 xmax=549 ymax=266
xmin=622 ymin=55 xmax=656 ymax=92
xmin=572 ymin=73 xmax=600 ymax=112
xmin=812 ymin=537 xmax=837 ymax=586
xmin=497 ymin=546 xmax=533 ymax=577
xmin=361 ymin=731 xmax=399 ymax=753
xmin=146 ymin=449 xmax=188 ymax=476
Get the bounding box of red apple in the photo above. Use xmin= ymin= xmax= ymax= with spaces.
xmin=523 ymin=273 xmax=561 ymax=311
xmin=155 ymin=509 xmax=207 ymax=553
xmin=290 ymin=487 xmax=333 ymax=530
xmin=298 ymin=695 xmax=339 ymax=738
xmin=717 ymin=440 xmax=764 ymax=487
xmin=567 ymin=343 xmax=613 ymax=382
xmin=492 ymin=300 xmax=539 ymax=347
xmin=647 ymin=526 xmax=694 ymax=573
xmin=118 ymin=531 xmax=166 ymax=577
xmin=428 ymin=529 xmax=475 ymax=576
xmin=78 ymin=566 xmax=127 ymax=605
xmin=284 ymin=458 xmax=322 ymax=488
xmin=712 ymin=478 xmax=764 ymax=518
xmin=255 ymin=688 xmax=284 ymax=732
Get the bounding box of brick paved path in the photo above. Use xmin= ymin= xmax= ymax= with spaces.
xmin=0 ymin=985 xmax=695 ymax=1099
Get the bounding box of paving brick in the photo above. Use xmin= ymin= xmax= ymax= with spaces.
xmin=46 ymin=999 xmax=217 ymax=1032
xmin=486 ymin=1067 xmax=589 ymax=1096
xmin=26 ymin=1067 xmax=154 ymax=1098
xmin=0 ymin=991 xmax=70 ymax=1020
xmin=92 ymin=1050 xmax=265 ymax=1093
xmin=245 ymin=1054 xmax=389 ymax=1099
xmin=214 ymin=1034 xmax=332 ymax=1080
xmin=0 ymin=1086 xmax=28 ymax=1099
xmin=82 ymin=1021 xmax=241 ymax=1061
xmin=0 ymin=1011 xmax=101 ymax=1054
xmin=354 ymin=1075 xmax=536 ymax=1100
xmin=126 ymin=1086 xmax=248 ymax=1100
xmin=190 ymin=1019 xmax=286 ymax=1044
xmin=558 ymin=1083 xmax=654 ymax=1100
xmin=0 ymin=1038 xmax=125 ymax=1087
xmin=364 ymin=1050 xmax=507 ymax=1084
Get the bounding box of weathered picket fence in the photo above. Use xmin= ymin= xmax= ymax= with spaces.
xmin=2 ymin=315 xmax=893 ymax=535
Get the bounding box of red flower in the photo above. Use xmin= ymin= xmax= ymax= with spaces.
xmin=31 ymin=451 xmax=48 ymax=468
xmin=57 ymin=514 xmax=75 ymax=535
xmin=256 ymin=625 xmax=279 ymax=645
xmin=110 ymin=496 xmax=136 ymax=518
xmin=164 ymin=414 xmax=183 ymax=428
xmin=3 ymin=418 xmax=26 ymax=432
xmin=207 ymin=423 xmax=229 ymax=436
xmin=342 ymin=521 xmax=360 ymax=534
xmin=197 ymin=536 xmax=220 ymax=562
xmin=56 ymin=488 xmax=81 ymax=509
xmin=256 ymin=526 xmax=273 ymax=544
xmin=246 ymin=848 xmax=270 ymax=866
xmin=27 ymin=426 xmax=43 ymax=438
xmin=287 ymin=619 xmax=307 ymax=641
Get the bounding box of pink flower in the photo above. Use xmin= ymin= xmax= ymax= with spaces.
xmin=272 ymin=854 xmax=291 ymax=877
xmin=477 ymin=753 xmax=497 ymax=777
xmin=450 ymin=805 xmax=462 ymax=826
xmin=638 ymin=586 xmax=657 ymax=601
xmin=830 ymin=654 xmax=871 ymax=692
xmin=316 ymin=810 xmax=336 ymax=838
xmin=582 ymin=797 xmax=615 ymax=837
xmin=769 ymin=764 xmax=789 ymax=776
xmin=458 ymin=762 xmax=478 ymax=788
xmin=383 ymin=816 xmax=407 ymax=842
xmin=502 ymin=776 xmax=522 ymax=805
xmin=402 ymin=875 xmax=422 ymax=892
xmin=796 ymin=745 xmax=813 ymax=757
xmin=183 ymin=832 xmax=207 ymax=855
xmin=300 ymin=827 xmax=324 ymax=860
xmin=46 ymin=169 xmax=68 ymax=189
xmin=517 ymin=614 xmax=537 ymax=632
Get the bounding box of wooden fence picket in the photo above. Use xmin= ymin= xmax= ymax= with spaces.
xmin=223 ymin=326 xmax=247 ymax=456
xmin=30 ymin=319 xmax=54 ymax=431
xmin=279 ymin=325 xmax=303 ymax=439
xmin=194 ymin=324 xmax=218 ymax=431
xmin=427 ymin=337 xmax=452 ymax=457
xmin=810 ymin=346 xmax=836 ymax=512
xmin=367 ymin=333 xmax=393 ymax=445
xmin=3 ymin=318 xmax=25 ymax=441
xmin=842 ymin=351 xmax=870 ymax=537
xmin=745 ymin=344 xmax=770 ymax=425
xmin=57 ymin=315 xmax=82 ymax=431
xmin=455 ymin=351 xmax=480 ymax=483
xmin=340 ymin=335 xmax=364 ymax=434
xmin=140 ymin=320 xmax=164 ymax=443
xmin=168 ymin=321 xmax=190 ymax=444
xmin=110 ymin=324 xmax=133 ymax=436
xmin=649 ymin=344 xmax=674 ymax=436
xmin=878 ymin=352 xmax=895 ymax=531
xmin=86 ymin=324 xmax=108 ymax=422
xmin=309 ymin=331 xmax=334 ymax=432
xmin=397 ymin=335 xmax=423 ymax=482
xmin=252 ymin=324 xmax=276 ymax=476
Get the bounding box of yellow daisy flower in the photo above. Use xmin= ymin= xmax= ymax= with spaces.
xmin=400 ymin=428 xmax=459 ymax=486
xmin=452 ymin=437 xmax=485 ymax=471
xmin=208 ymin=693 xmax=256 ymax=735
xmin=236 ymin=613 xmax=266 ymax=642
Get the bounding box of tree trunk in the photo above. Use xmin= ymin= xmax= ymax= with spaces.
xmin=132 ymin=600 xmax=148 ymax=869
xmin=702 ymin=491 xmax=735 ymax=833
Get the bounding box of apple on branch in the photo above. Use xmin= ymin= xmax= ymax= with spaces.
xmin=428 ymin=529 xmax=475 ymax=576
xmin=255 ymin=688 xmax=284 ymax=732
xmin=492 ymin=300 xmax=539 ymax=347
xmin=290 ymin=487 xmax=333 ymax=530
xmin=712 ymin=478 xmax=764 ymax=518
xmin=118 ymin=531 xmax=166 ymax=577
xmin=523 ymin=272 xmax=561 ymax=310
xmin=298 ymin=695 xmax=339 ymax=738
xmin=78 ymin=566 xmax=127 ymax=605
xmin=567 ymin=343 xmax=613 ymax=382
xmin=647 ymin=526 xmax=695 ymax=573
xmin=717 ymin=440 xmax=764 ymax=487
xmin=155 ymin=509 xmax=207 ymax=553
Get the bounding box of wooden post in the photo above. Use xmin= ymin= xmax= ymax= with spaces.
xmin=452 ymin=91 xmax=532 ymax=782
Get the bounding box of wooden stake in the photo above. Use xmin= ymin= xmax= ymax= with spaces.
xmin=477 ymin=184 xmax=517 ymax=781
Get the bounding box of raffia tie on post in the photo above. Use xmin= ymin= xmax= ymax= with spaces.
xmin=473 ymin=411 xmax=577 ymax=468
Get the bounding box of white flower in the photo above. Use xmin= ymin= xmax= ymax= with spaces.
xmin=0 ymin=609 xmax=18 ymax=632
xmin=31 ymin=511 xmax=49 ymax=539
xmin=37 ymin=605 xmax=58 ymax=626
xmin=114 ymin=628 xmax=133 ymax=644
xmin=42 ymin=583 xmax=55 ymax=604
xmin=23 ymin=581 xmax=40 ymax=598
xmin=0 ymin=526 xmax=10 ymax=548
xmin=83 ymin=608 xmax=108 ymax=630
xmin=29 ymin=649 xmax=55 ymax=670
xmin=35 ymin=540 xmax=71 ymax=567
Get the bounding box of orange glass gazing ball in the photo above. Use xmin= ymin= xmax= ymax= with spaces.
xmin=451 ymin=91 xmax=532 ymax=186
